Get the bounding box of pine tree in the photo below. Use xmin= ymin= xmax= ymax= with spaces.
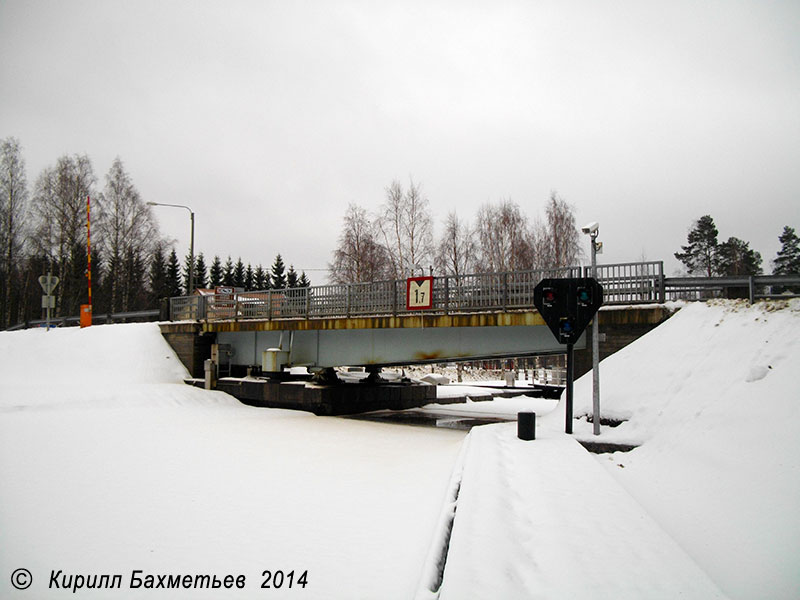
xmin=166 ymin=248 xmax=182 ymax=296
xmin=298 ymin=271 xmax=311 ymax=288
xmin=208 ymin=255 xmax=223 ymax=287
xmin=675 ymin=215 xmax=719 ymax=276
xmin=717 ymin=237 xmax=762 ymax=276
xmin=223 ymin=256 xmax=235 ymax=286
xmin=773 ymin=226 xmax=800 ymax=276
xmin=286 ymin=264 xmax=298 ymax=288
xmin=773 ymin=226 xmax=800 ymax=293
xmin=233 ymin=257 xmax=246 ymax=288
xmin=271 ymin=254 xmax=286 ymax=289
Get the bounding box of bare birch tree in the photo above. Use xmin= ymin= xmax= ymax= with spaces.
xmin=0 ymin=137 xmax=29 ymax=328
xmin=329 ymin=203 xmax=390 ymax=283
xmin=436 ymin=211 xmax=476 ymax=277
xmin=97 ymin=158 xmax=159 ymax=311
xmin=377 ymin=179 xmax=434 ymax=278
xmin=475 ymin=199 xmax=533 ymax=273
xmin=542 ymin=191 xmax=582 ymax=268
xmin=31 ymin=154 xmax=97 ymax=314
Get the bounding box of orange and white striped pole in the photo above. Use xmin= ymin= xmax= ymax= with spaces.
xmin=82 ymin=195 xmax=93 ymax=327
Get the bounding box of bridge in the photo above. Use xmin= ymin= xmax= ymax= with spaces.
xmin=160 ymin=261 xmax=674 ymax=377
xmin=157 ymin=262 xmax=799 ymax=414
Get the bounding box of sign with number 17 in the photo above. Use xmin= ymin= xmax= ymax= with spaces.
xmin=406 ymin=276 xmax=433 ymax=310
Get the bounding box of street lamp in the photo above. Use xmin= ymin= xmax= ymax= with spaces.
xmin=148 ymin=202 xmax=195 ymax=294
xmin=582 ymin=221 xmax=601 ymax=436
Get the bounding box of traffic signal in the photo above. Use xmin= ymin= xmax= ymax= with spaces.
xmin=576 ymin=285 xmax=592 ymax=307
xmin=542 ymin=287 xmax=557 ymax=308
xmin=534 ymin=278 xmax=603 ymax=345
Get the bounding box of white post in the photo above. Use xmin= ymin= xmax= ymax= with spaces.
xmin=590 ymin=231 xmax=601 ymax=435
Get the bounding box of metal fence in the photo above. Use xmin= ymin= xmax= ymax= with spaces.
xmin=586 ymin=261 xmax=665 ymax=304
xmin=170 ymin=263 xmax=800 ymax=322
xmin=8 ymin=262 xmax=799 ymax=330
xmin=168 ymin=264 xmax=645 ymax=322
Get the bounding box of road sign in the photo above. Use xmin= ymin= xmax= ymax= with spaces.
xmin=406 ymin=276 xmax=433 ymax=310
xmin=38 ymin=275 xmax=60 ymax=295
xmin=41 ymin=295 xmax=55 ymax=309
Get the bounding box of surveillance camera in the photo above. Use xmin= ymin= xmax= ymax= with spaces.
xmin=581 ymin=222 xmax=599 ymax=234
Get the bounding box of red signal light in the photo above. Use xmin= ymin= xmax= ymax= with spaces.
xmin=543 ymin=288 xmax=557 ymax=307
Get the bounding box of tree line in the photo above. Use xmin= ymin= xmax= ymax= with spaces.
xmin=329 ymin=178 xmax=583 ymax=283
xmin=0 ymin=137 xmax=308 ymax=329
xmin=674 ymin=215 xmax=800 ymax=282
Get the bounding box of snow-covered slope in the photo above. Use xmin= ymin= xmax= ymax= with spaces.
xmin=0 ymin=323 xmax=465 ymax=599
xmin=557 ymin=299 xmax=800 ymax=599
xmin=2 ymin=301 xmax=798 ymax=600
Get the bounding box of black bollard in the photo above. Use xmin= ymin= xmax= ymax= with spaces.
xmin=517 ymin=412 xmax=536 ymax=441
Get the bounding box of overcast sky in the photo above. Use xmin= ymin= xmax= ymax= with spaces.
xmin=2 ymin=0 xmax=798 ymax=282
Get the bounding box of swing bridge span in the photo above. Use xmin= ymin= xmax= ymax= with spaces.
xmin=160 ymin=260 xmax=799 ymax=377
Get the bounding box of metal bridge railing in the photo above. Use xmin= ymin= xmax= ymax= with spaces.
xmin=161 ymin=262 xmax=800 ymax=323
xmin=586 ymin=261 xmax=665 ymax=304
xmin=169 ymin=264 xmax=618 ymax=322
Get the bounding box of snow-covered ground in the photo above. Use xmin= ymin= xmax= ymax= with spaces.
xmin=0 ymin=324 xmax=464 ymax=599
xmin=1 ymin=299 xmax=798 ymax=599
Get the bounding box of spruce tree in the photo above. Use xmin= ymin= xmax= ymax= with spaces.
xmin=194 ymin=253 xmax=208 ymax=289
xmin=287 ymin=265 xmax=298 ymax=288
xmin=254 ymin=264 xmax=268 ymax=289
xmin=123 ymin=247 xmax=148 ymax=311
xmin=166 ymin=249 xmax=182 ymax=296
xmin=675 ymin=215 xmax=719 ymax=276
xmin=244 ymin=263 xmax=254 ymax=291
xmin=271 ymin=254 xmax=287 ymax=289
xmin=148 ymin=244 xmax=169 ymax=303
xmin=182 ymin=253 xmax=193 ymax=293
xmin=298 ymin=271 xmax=311 ymax=288
xmin=209 ymin=255 xmax=223 ymax=287
xmin=223 ymin=256 xmax=235 ymax=286
xmin=233 ymin=257 xmax=246 ymax=288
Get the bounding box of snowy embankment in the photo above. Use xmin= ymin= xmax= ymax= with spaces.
xmin=2 ymin=300 xmax=798 ymax=600
xmin=427 ymin=299 xmax=798 ymax=600
xmin=0 ymin=324 xmax=464 ymax=599
xmin=565 ymin=299 xmax=800 ymax=600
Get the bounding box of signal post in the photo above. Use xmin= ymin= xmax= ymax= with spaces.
xmin=534 ymin=278 xmax=603 ymax=434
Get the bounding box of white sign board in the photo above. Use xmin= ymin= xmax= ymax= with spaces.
xmin=406 ymin=276 xmax=433 ymax=310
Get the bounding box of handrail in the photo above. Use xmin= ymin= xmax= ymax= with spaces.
xmin=168 ymin=264 xmax=800 ymax=322
xmin=4 ymin=309 xmax=162 ymax=331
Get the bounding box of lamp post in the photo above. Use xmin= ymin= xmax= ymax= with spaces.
xmin=583 ymin=222 xmax=601 ymax=435
xmin=147 ymin=202 xmax=195 ymax=294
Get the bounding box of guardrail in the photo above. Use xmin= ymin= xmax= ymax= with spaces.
xmin=4 ymin=309 xmax=161 ymax=331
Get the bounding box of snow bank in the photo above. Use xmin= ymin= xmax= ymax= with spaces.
xmin=432 ymin=425 xmax=727 ymax=600
xmin=0 ymin=323 xmax=465 ymax=599
xmin=560 ymin=299 xmax=800 ymax=599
